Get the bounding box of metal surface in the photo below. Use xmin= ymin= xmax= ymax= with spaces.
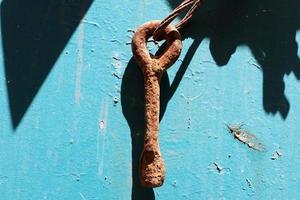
xmin=132 ymin=20 xmax=182 ymax=187
xmin=1 ymin=0 xmax=300 ymax=199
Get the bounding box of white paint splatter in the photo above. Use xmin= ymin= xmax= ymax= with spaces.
xmin=99 ymin=120 xmax=105 ymax=129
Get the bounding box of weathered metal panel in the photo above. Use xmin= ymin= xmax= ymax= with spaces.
xmin=0 ymin=0 xmax=300 ymax=199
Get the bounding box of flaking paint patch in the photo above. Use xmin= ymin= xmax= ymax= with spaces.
xmin=97 ymin=98 xmax=109 ymax=176
xmin=227 ymin=124 xmax=265 ymax=151
xmin=75 ymin=23 xmax=84 ymax=104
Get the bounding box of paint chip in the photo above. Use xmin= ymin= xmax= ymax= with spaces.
xmin=112 ymin=72 xmax=122 ymax=79
xmin=69 ymin=138 xmax=74 ymax=144
xmin=213 ymin=162 xmax=223 ymax=173
xmin=271 ymin=150 xmax=283 ymax=160
xmin=171 ymin=180 xmax=177 ymax=188
xmin=209 ymin=162 xmax=231 ymax=174
xmin=99 ymin=120 xmax=105 ymax=129
xmin=227 ymin=124 xmax=265 ymax=152
xmin=246 ymin=178 xmax=253 ymax=188
xmin=113 ymin=97 xmax=119 ymax=106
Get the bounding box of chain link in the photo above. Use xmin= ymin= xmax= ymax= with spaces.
xmin=153 ymin=0 xmax=203 ymax=41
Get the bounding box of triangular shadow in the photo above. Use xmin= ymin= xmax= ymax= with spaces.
xmin=1 ymin=0 xmax=94 ymax=129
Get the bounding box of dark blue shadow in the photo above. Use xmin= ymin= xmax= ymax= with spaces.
xmin=1 ymin=0 xmax=94 ymax=129
xmin=167 ymin=0 xmax=300 ymax=119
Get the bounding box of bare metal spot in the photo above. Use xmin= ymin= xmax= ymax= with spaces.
xmin=227 ymin=124 xmax=265 ymax=152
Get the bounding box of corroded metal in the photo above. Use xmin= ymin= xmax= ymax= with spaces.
xmin=131 ymin=20 xmax=182 ymax=187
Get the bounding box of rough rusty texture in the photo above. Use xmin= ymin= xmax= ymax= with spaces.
xmin=131 ymin=20 xmax=182 ymax=188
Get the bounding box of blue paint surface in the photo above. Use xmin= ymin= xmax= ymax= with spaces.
xmin=1 ymin=0 xmax=300 ymax=199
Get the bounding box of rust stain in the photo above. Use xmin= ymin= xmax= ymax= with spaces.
xmin=131 ymin=20 xmax=182 ymax=188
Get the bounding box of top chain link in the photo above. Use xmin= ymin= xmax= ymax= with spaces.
xmin=153 ymin=0 xmax=203 ymax=41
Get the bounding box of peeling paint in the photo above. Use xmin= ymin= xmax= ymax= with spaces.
xmin=209 ymin=162 xmax=231 ymax=174
xmin=271 ymin=149 xmax=283 ymax=160
xmin=227 ymin=124 xmax=265 ymax=151
xmin=113 ymin=96 xmax=119 ymax=106
xmin=246 ymin=178 xmax=253 ymax=188
xmin=213 ymin=162 xmax=223 ymax=173
xmin=104 ymin=176 xmax=112 ymax=185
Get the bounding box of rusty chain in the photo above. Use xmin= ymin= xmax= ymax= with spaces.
xmin=153 ymin=0 xmax=203 ymax=41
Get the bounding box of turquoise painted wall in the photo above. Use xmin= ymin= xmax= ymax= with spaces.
xmin=1 ymin=0 xmax=300 ymax=199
